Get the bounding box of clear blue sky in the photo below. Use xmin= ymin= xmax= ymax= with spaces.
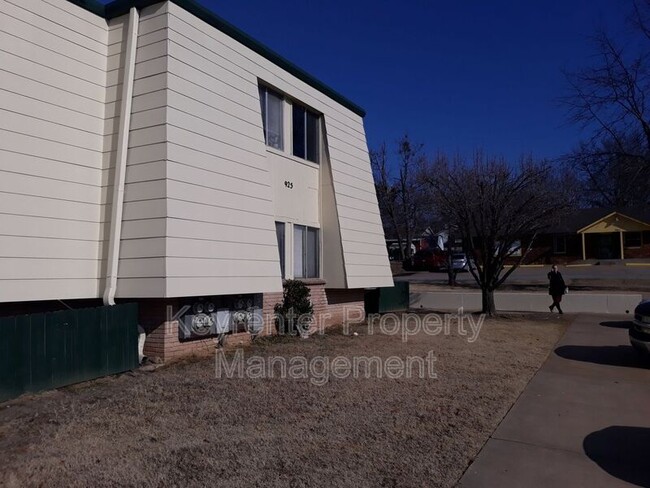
xmin=105 ymin=0 xmax=632 ymax=161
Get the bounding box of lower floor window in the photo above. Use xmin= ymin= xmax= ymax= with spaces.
xmin=294 ymin=225 xmax=319 ymax=278
xmin=624 ymin=231 xmax=642 ymax=248
xmin=553 ymin=235 xmax=566 ymax=254
xmin=275 ymin=222 xmax=285 ymax=278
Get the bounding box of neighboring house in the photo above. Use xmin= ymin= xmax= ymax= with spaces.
xmin=0 ymin=0 xmax=393 ymax=360
xmin=512 ymin=208 xmax=650 ymax=264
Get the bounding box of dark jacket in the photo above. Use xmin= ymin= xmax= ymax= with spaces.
xmin=548 ymin=270 xmax=566 ymax=296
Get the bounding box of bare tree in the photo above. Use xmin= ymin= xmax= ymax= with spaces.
xmin=423 ymin=153 xmax=573 ymax=316
xmin=371 ymin=135 xmax=431 ymax=262
xmin=371 ymin=143 xmax=403 ymax=256
xmin=561 ymin=0 xmax=650 ymax=206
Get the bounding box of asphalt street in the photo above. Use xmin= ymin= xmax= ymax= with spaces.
xmin=394 ymin=264 xmax=650 ymax=286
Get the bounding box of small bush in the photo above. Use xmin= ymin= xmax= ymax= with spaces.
xmin=274 ymin=280 xmax=314 ymax=335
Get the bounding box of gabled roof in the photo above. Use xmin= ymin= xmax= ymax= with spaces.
xmin=576 ymin=211 xmax=650 ymax=233
xmin=67 ymin=0 xmax=366 ymax=117
xmin=548 ymin=207 xmax=650 ymax=234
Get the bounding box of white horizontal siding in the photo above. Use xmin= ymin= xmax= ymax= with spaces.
xmin=0 ymin=213 xmax=104 ymax=241
xmin=114 ymin=278 xmax=165 ymax=298
xmin=164 ymin=7 xmax=282 ymax=297
xmin=165 ymin=160 xmax=270 ymax=193
xmin=165 ymin=277 xmax=281 ymax=298
xmin=123 ymin=199 xmax=166 ymax=221
xmin=111 ymin=6 xmax=169 ymax=299
xmin=0 ymin=50 xmax=105 ymax=103
xmin=0 ymin=280 xmax=102 ymax=302
xmin=167 ymin=3 xmax=391 ymax=290
xmin=166 ymin=142 xmax=269 ymax=183
xmin=0 ymin=193 xmax=105 ymax=223
xmin=118 ymin=236 xmax=277 ymax=261
xmin=0 ymin=90 xmax=104 ymax=136
xmin=0 ymin=0 xmax=110 ymax=302
xmin=0 ymin=151 xmax=104 ymax=187
xmin=0 ymin=69 xmax=105 ymax=119
xmin=1 ymin=0 xmax=107 ymax=55
xmin=121 ymin=218 xmax=166 ymax=240
xmin=118 ymin=257 xmax=279 ymax=279
xmin=1 ymin=0 xmax=391 ymax=302
xmin=166 ymin=218 xmax=276 ymax=248
xmin=120 ymin=238 xmax=166 ymax=259
xmin=0 ymin=236 xmax=104 ymax=260
xmin=0 ymin=258 xmax=103 ymax=280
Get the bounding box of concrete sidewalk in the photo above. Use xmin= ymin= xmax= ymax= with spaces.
xmin=411 ymin=291 xmax=643 ymax=315
xmin=458 ymin=314 xmax=650 ymax=487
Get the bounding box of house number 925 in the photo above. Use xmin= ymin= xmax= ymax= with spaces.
xmin=284 ymin=180 xmax=294 ymax=189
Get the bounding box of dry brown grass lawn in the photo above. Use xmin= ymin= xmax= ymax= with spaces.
xmin=0 ymin=314 xmax=568 ymax=487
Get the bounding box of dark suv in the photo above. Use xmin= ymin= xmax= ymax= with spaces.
xmin=630 ymin=300 xmax=650 ymax=354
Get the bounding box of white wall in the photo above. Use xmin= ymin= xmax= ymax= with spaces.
xmin=0 ymin=0 xmax=109 ymax=301
xmin=166 ymin=2 xmax=392 ymax=291
xmin=111 ymin=4 xmax=170 ymax=298
xmin=268 ymin=150 xmax=320 ymax=228
xmin=164 ymin=5 xmax=283 ymax=296
xmin=0 ymin=0 xmax=392 ymax=302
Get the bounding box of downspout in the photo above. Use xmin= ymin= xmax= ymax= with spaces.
xmin=103 ymin=7 xmax=139 ymax=306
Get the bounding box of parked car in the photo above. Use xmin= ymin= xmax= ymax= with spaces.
xmin=411 ymin=249 xmax=447 ymax=271
xmin=440 ymin=253 xmax=469 ymax=271
xmin=630 ymin=300 xmax=650 ymax=354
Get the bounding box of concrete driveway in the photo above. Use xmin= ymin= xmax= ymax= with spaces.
xmin=459 ymin=314 xmax=650 ymax=487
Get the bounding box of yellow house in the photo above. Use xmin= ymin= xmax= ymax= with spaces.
xmin=577 ymin=211 xmax=650 ymax=260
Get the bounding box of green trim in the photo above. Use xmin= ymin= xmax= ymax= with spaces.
xmin=67 ymin=0 xmax=366 ymax=117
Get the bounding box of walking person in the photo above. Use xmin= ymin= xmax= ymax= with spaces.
xmin=548 ymin=264 xmax=567 ymax=314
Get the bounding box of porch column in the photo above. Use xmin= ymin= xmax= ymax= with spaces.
xmin=620 ymin=231 xmax=625 ymax=260
xmin=581 ymin=233 xmax=586 ymax=261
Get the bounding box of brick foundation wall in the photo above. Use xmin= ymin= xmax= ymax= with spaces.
xmin=261 ymin=281 xmax=365 ymax=334
xmin=142 ymin=284 xmax=367 ymax=362
xmin=323 ymin=288 xmax=365 ymax=329
xmin=624 ymin=242 xmax=650 ymax=258
xmin=139 ymin=298 xmax=219 ymax=362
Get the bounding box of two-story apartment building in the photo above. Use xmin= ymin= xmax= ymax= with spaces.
xmin=0 ymin=0 xmax=393 ymax=360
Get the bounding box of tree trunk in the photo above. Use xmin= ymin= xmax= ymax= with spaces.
xmin=481 ymin=288 xmax=496 ymax=316
xmin=396 ymin=236 xmax=405 ymax=261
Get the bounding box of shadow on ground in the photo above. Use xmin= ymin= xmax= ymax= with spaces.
xmin=600 ymin=321 xmax=632 ymax=329
xmin=584 ymin=426 xmax=650 ymax=487
xmin=554 ymin=345 xmax=650 ymax=369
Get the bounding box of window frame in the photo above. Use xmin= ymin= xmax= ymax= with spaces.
xmin=553 ymin=235 xmax=567 ymax=254
xmin=291 ymin=101 xmax=320 ymax=164
xmin=624 ymin=231 xmax=643 ymax=249
xmin=293 ymin=224 xmax=320 ymax=279
xmin=259 ymin=85 xmax=284 ymax=150
xmin=275 ymin=222 xmax=286 ymax=279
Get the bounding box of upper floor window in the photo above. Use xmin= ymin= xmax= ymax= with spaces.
xmin=292 ymin=103 xmax=319 ymax=163
xmin=259 ymin=86 xmax=283 ymax=150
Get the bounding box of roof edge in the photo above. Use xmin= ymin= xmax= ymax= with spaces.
xmin=68 ymin=0 xmax=366 ymax=117
xmin=577 ymin=210 xmax=650 ymax=233
xmin=67 ymin=0 xmax=106 ymax=16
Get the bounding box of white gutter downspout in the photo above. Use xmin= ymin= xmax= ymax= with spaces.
xmin=103 ymin=7 xmax=139 ymax=306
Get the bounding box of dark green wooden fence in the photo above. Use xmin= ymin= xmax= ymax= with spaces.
xmin=365 ymin=282 xmax=410 ymax=314
xmin=0 ymin=303 xmax=138 ymax=403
